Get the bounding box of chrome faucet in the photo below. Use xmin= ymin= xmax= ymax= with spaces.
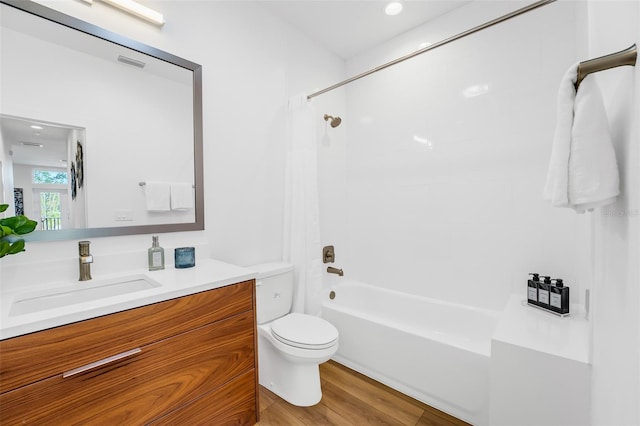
xmin=78 ymin=240 xmax=93 ymax=281
xmin=327 ymin=266 xmax=343 ymax=277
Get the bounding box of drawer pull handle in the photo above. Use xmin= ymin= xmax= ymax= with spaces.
xmin=62 ymin=348 xmax=142 ymax=378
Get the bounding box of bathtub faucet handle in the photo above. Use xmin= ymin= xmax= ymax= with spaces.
xmin=323 ymin=245 xmax=335 ymax=263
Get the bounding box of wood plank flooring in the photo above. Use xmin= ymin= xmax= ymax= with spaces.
xmin=257 ymin=360 xmax=470 ymax=426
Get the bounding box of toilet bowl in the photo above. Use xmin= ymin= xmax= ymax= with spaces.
xmin=251 ymin=262 xmax=339 ymax=407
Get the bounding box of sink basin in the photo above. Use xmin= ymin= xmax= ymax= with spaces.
xmin=9 ymin=275 xmax=161 ymax=317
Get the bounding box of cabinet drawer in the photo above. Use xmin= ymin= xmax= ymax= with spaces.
xmin=151 ymin=369 xmax=258 ymax=425
xmin=0 ymin=280 xmax=254 ymax=393
xmin=0 ymin=311 xmax=255 ymax=425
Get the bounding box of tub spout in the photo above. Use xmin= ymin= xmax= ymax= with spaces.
xmin=327 ymin=266 xmax=343 ymax=276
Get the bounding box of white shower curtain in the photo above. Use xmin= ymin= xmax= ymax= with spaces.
xmin=283 ymin=94 xmax=323 ymax=315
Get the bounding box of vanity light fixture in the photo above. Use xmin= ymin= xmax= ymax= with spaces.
xmin=385 ymin=1 xmax=403 ymax=16
xmin=20 ymin=141 xmax=44 ymax=148
xmin=99 ymin=0 xmax=165 ymax=26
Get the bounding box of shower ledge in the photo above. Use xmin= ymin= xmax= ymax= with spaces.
xmin=491 ymin=294 xmax=589 ymax=363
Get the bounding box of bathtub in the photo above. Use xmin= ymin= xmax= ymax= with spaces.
xmin=321 ymin=280 xmax=500 ymax=426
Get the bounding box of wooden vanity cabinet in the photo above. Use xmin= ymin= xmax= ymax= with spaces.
xmin=0 ymin=280 xmax=259 ymax=425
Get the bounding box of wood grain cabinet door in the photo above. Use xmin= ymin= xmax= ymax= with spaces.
xmin=0 ymin=280 xmax=254 ymax=394
xmin=0 ymin=312 xmax=256 ymax=425
xmin=150 ymin=370 xmax=258 ymax=426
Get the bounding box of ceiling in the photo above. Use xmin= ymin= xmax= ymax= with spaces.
xmin=261 ymin=0 xmax=472 ymax=59
xmin=0 ymin=116 xmax=73 ymax=168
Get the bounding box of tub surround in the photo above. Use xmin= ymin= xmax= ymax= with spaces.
xmin=492 ymin=294 xmax=590 ymax=364
xmin=0 ymin=258 xmax=255 ymax=340
xmin=490 ymin=294 xmax=591 ymax=425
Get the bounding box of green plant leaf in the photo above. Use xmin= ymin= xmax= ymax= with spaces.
xmin=0 ymin=208 xmax=36 ymax=259
xmin=1 ymin=225 xmax=13 ymax=238
xmin=8 ymin=239 xmax=25 ymax=254
xmin=14 ymin=219 xmax=38 ymax=235
xmin=0 ymin=216 xmax=37 ymax=234
xmin=0 ymin=240 xmax=10 ymax=258
xmin=0 ymin=216 xmax=23 ymax=229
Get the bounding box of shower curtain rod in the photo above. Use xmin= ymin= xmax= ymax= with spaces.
xmin=307 ymin=0 xmax=555 ymax=100
xmin=575 ymin=44 xmax=637 ymax=89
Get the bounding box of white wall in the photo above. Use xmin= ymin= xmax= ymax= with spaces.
xmin=338 ymin=1 xmax=590 ymax=311
xmin=0 ymin=1 xmax=345 ymax=284
xmin=587 ymin=2 xmax=640 ymax=424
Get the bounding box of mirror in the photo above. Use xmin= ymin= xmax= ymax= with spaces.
xmin=0 ymin=0 xmax=204 ymax=241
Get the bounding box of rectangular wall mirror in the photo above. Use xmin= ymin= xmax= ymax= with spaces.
xmin=0 ymin=0 xmax=204 ymax=241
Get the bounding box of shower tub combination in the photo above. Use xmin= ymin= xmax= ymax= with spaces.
xmin=321 ymin=280 xmax=500 ymax=425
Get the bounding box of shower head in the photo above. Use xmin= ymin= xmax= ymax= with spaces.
xmin=324 ymin=114 xmax=342 ymax=128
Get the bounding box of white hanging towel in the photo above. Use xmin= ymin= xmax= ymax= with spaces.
xmin=170 ymin=183 xmax=194 ymax=210
xmin=145 ymin=182 xmax=171 ymax=211
xmin=544 ymin=63 xmax=619 ymax=213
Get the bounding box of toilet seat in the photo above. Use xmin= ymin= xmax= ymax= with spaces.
xmin=270 ymin=313 xmax=338 ymax=350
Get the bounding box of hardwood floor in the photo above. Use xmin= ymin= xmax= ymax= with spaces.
xmin=257 ymin=361 xmax=470 ymax=426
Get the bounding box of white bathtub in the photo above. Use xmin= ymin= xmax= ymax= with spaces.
xmin=321 ymin=280 xmax=500 ymax=425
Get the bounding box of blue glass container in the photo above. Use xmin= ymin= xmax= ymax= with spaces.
xmin=174 ymin=247 xmax=195 ymax=268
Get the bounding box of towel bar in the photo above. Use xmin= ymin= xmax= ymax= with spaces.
xmin=576 ymin=44 xmax=637 ymax=90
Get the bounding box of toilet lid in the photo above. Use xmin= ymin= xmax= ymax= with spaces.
xmin=270 ymin=313 xmax=338 ymax=350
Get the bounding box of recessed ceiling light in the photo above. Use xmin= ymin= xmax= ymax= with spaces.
xmin=385 ymin=1 xmax=403 ymax=16
xmin=30 ymin=125 xmax=43 ymax=130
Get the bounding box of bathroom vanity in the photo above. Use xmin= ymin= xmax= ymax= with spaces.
xmin=0 ymin=260 xmax=259 ymax=425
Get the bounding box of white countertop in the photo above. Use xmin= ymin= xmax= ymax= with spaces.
xmin=0 ymin=258 xmax=256 ymax=340
xmin=492 ymin=294 xmax=590 ymax=364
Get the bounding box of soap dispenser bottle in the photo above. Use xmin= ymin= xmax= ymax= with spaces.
xmin=549 ymin=278 xmax=570 ymax=315
xmin=538 ymin=276 xmax=552 ymax=308
xmin=527 ymin=273 xmax=541 ymax=306
xmin=148 ymin=235 xmax=165 ymax=271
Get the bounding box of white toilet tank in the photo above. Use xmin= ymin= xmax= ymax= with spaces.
xmin=251 ymin=262 xmax=294 ymax=324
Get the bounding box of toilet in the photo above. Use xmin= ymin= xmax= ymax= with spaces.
xmin=251 ymin=262 xmax=339 ymax=407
